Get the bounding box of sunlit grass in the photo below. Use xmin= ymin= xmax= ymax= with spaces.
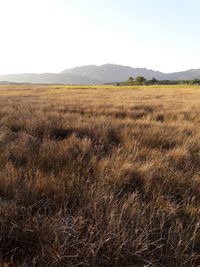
xmin=1 ymin=84 xmax=200 ymax=266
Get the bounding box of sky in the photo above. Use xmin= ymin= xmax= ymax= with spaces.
xmin=0 ymin=0 xmax=200 ymax=74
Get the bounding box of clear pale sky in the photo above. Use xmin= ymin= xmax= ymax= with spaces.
xmin=0 ymin=0 xmax=199 ymax=74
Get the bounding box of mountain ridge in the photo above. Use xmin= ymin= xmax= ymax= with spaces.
xmin=1 ymin=64 xmax=200 ymax=84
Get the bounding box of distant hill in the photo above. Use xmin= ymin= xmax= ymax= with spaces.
xmin=0 ymin=72 xmax=100 ymax=85
xmin=62 ymin=64 xmax=164 ymax=82
xmin=162 ymin=69 xmax=200 ymax=80
xmin=63 ymin=64 xmax=200 ymax=82
xmin=1 ymin=64 xmax=200 ymax=84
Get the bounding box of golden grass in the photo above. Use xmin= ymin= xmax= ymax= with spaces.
xmin=1 ymin=84 xmax=200 ymax=266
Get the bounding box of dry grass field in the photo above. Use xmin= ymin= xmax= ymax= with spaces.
xmin=1 ymin=84 xmax=200 ymax=266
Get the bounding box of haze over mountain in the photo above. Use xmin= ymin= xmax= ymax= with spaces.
xmin=0 ymin=72 xmax=100 ymax=85
xmin=62 ymin=64 xmax=164 ymax=83
xmin=1 ymin=64 xmax=200 ymax=84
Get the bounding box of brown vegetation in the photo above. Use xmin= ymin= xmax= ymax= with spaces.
xmin=1 ymin=84 xmax=200 ymax=266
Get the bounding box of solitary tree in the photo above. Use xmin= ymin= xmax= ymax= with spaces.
xmin=135 ymin=76 xmax=146 ymax=85
xmin=151 ymin=78 xmax=158 ymax=84
xmin=127 ymin=76 xmax=134 ymax=84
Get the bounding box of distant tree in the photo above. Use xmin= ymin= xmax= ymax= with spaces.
xmin=190 ymin=79 xmax=200 ymax=85
xmin=127 ymin=76 xmax=134 ymax=83
xmin=135 ymin=76 xmax=146 ymax=85
xmin=125 ymin=76 xmax=135 ymax=85
xmin=150 ymin=78 xmax=158 ymax=84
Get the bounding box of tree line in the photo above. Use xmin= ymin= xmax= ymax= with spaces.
xmin=116 ymin=76 xmax=200 ymax=86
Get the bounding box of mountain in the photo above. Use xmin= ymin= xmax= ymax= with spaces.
xmin=62 ymin=64 xmax=200 ymax=82
xmin=1 ymin=64 xmax=200 ymax=84
xmin=62 ymin=64 xmax=164 ymax=82
xmin=0 ymin=73 xmax=101 ymax=85
xmin=162 ymin=69 xmax=200 ymax=80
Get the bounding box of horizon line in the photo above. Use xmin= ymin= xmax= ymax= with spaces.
xmin=0 ymin=63 xmax=200 ymax=76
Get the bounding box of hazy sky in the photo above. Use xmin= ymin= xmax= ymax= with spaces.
xmin=0 ymin=0 xmax=200 ymax=74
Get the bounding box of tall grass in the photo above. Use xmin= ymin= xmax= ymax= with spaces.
xmin=1 ymin=85 xmax=200 ymax=266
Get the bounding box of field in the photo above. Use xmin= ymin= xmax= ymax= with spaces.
xmin=1 ymin=84 xmax=200 ymax=266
